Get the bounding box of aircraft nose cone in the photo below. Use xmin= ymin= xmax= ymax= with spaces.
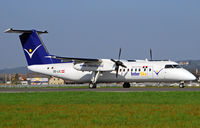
xmin=183 ymin=69 xmax=196 ymax=81
xmin=188 ymin=73 xmax=196 ymax=81
xmin=179 ymin=69 xmax=196 ymax=81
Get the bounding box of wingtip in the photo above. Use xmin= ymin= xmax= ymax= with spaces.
xmin=4 ymin=28 xmax=13 ymax=33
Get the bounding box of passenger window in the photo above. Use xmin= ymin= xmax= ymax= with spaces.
xmin=144 ymin=68 xmax=146 ymax=71
xmin=135 ymin=69 xmax=137 ymax=72
xmin=123 ymin=69 xmax=125 ymax=72
xmin=120 ymin=69 xmax=122 ymax=72
xmin=131 ymin=69 xmax=133 ymax=72
xmin=139 ymin=69 xmax=141 ymax=72
xmin=127 ymin=69 xmax=129 ymax=72
xmin=149 ymin=68 xmax=151 ymax=72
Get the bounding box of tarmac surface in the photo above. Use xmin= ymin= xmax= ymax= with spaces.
xmin=1 ymin=87 xmax=200 ymax=93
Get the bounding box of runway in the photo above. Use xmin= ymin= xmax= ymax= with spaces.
xmin=1 ymin=87 xmax=200 ymax=93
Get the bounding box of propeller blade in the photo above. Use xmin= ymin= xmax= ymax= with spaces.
xmin=112 ymin=48 xmax=127 ymax=78
xmin=116 ymin=66 xmax=119 ymax=78
xmin=150 ymin=48 xmax=152 ymax=60
xmin=121 ymin=63 xmax=127 ymax=68
xmin=118 ymin=48 xmax=121 ymax=60
xmin=111 ymin=59 xmax=116 ymax=63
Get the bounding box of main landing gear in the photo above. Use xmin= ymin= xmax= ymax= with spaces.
xmin=123 ymin=82 xmax=130 ymax=88
xmin=179 ymin=81 xmax=185 ymax=88
xmin=89 ymin=71 xmax=100 ymax=89
xmin=89 ymin=83 xmax=97 ymax=88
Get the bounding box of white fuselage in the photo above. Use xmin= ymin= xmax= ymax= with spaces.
xmin=28 ymin=59 xmax=196 ymax=83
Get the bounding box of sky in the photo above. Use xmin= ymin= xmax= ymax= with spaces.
xmin=0 ymin=0 xmax=200 ymax=69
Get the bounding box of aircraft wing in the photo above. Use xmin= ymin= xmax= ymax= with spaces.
xmin=47 ymin=55 xmax=115 ymax=72
xmin=47 ymin=55 xmax=102 ymax=63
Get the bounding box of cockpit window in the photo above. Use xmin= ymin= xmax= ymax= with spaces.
xmin=165 ymin=65 xmax=181 ymax=68
xmin=165 ymin=65 xmax=173 ymax=68
xmin=173 ymin=65 xmax=181 ymax=68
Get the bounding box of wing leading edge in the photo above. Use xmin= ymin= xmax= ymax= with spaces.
xmin=46 ymin=55 xmax=102 ymax=63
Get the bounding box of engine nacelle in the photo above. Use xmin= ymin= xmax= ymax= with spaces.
xmin=73 ymin=59 xmax=115 ymax=71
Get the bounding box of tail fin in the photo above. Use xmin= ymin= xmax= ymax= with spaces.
xmin=5 ymin=28 xmax=61 ymax=65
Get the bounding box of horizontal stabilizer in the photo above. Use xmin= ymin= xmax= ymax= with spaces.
xmin=4 ymin=28 xmax=48 ymax=34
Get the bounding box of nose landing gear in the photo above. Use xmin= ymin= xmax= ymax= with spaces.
xmin=179 ymin=81 xmax=185 ymax=88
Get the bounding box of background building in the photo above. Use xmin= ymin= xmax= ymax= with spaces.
xmin=27 ymin=78 xmax=49 ymax=85
xmin=49 ymin=77 xmax=65 ymax=85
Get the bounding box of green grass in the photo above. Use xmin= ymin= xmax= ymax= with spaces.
xmin=0 ymin=92 xmax=200 ymax=128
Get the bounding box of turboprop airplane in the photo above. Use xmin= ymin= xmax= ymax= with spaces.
xmin=5 ymin=28 xmax=196 ymax=88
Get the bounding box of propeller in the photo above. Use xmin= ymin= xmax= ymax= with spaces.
xmin=111 ymin=48 xmax=127 ymax=78
xmin=150 ymin=48 xmax=152 ymax=61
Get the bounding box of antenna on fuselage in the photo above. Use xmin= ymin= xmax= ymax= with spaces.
xmin=150 ymin=48 xmax=153 ymax=61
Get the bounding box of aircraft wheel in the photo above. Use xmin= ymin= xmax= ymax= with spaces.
xmin=92 ymin=84 xmax=97 ymax=88
xmin=179 ymin=83 xmax=185 ymax=88
xmin=89 ymin=83 xmax=97 ymax=89
xmin=123 ymin=82 xmax=130 ymax=88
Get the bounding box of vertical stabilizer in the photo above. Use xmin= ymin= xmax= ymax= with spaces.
xmin=5 ymin=28 xmax=62 ymax=65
